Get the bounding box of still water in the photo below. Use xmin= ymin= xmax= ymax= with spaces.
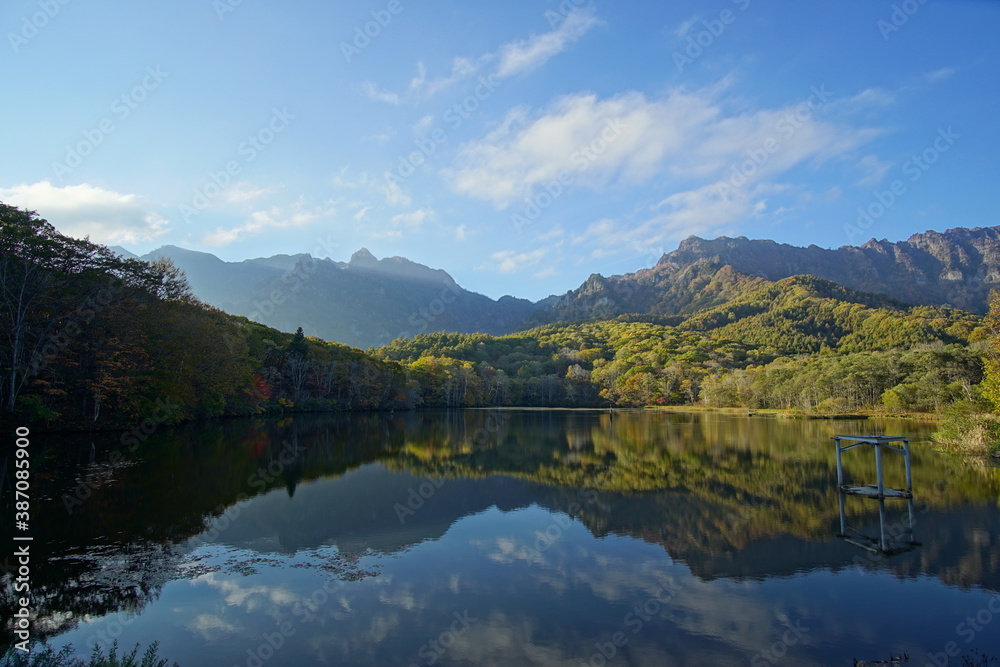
xmin=7 ymin=409 xmax=1000 ymax=665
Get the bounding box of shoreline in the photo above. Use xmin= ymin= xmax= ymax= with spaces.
xmin=645 ymin=405 xmax=942 ymax=421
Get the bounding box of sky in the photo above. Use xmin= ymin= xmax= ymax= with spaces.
xmin=1 ymin=0 xmax=998 ymax=301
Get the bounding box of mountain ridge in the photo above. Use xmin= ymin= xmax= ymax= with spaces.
xmin=136 ymin=245 xmax=535 ymax=348
xmin=132 ymin=224 xmax=999 ymax=347
xmin=654 ymin=226 xmax=1000 ymax=314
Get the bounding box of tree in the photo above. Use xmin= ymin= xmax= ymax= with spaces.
xmin=287 ymin=327 xmax=309 ymax=359
xmin=981 ymin=290 xmax=1000 ymax=411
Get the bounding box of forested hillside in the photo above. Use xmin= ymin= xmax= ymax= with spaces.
xmin=140 ymin=244 xmax=537 ymax=348
xmin=375 ymin=270 xmax=984 ymax=412
xmin=1 ymin=203 xmax=994 ymax=430
xmin=0 ymin=204 xmax=414 ymax=428
xmin=537 ymin=227 xmax=1000 ymax=325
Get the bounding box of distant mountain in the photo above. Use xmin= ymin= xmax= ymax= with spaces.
xmin=536 ymin=225 xmax=1000 ymax=324
xmin=140 ymin=225 xmax=997 ymax=347
xmin=659 ymin=226 xmax=1000 ymax=313
xmin=141 ymin=246 xmax=538 ymax=348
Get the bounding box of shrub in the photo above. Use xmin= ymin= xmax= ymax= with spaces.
xmin=933 ymin=400 xmax=1000 ymax=456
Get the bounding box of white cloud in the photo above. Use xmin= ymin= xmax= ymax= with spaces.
xmin=362 ymin=57 xmax=481 ymax=107
xmin=353 ymin=205 xmax=372 ymax=221
xmin=0 ymin=181 xmax=169 ymax=244
xmin=447 ymin=85 xmax=879 ymax=209
xmin=390 ymin=209 xmax=431 ymax=228
xmin=330 ymin=167 xmax=374 ymax=190
xmin=413 ymin=114 xmax=435 ymax=136
xmin=202 ymin=199 xmax=333 ymax=246
xmin=674 ymin=15 xmax=700 ymax=38
xmin=837 ymin=87 xmax=895 ymax=109
xmin=496 ymin=8 xmax=600 ymax=78
xmin=454 ymin=224 xmax=467 ymax=240
xmin=570 ymin=182 xmax=784 ymax=263
xmin=368 ymin=128 xmax=396 ymax=144
xmin=222 ymin=182 xmax=274 ymax=204
xmin=536 ymin=225 xmax=564 ymax=242
xmin=409 ymin=58 xmax=478 ymax=98
xmin=486 ymin=248 xmax=547 ymax=274
xmin=360 ymin=81 xmax=401 ymax=106
xmin=855 ymin=154 xmax=892 ymax=187
xmin=534 ymin=266 xmax=557 ymax=278
xmin=924 ymin=67 xmax=956 ymax=84
xmin=359 ymin=9 xmax=598 ymax=107
xmin=381 ymin=179 xmax=411 ymax=207
xmin=187 ymin=614 xmax=239 ymax=641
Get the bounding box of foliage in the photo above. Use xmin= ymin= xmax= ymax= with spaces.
xmin=980 ymin=290 xmax=1000 ymax=410
xmin=376 ymin=317 xmax=982 ymax=412
xmin=1 ymin=202 xmax=994 ymax=425
xmin=0 ymin=204 xmax=414 ymax=428
xmin=928 ymin=290 xmax=1000 ymax=456
xmin=0 ymin=642 xmax=176 ymax=667
xmin=932 ymin=401 xmax=1000 ymax=455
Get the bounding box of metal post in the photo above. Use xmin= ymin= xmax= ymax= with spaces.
xmin=838 ymin=488 xmax=847 ymax=536
xmin=906 ymin=497 xmax=916 ymax=545
xmin=903 ymin=440 xmax=912 ymax=495
xmin=835 ymin=438 xmax=844 ymax=489
xmin=878 ymin=498 xmax=888 ymax=552
xmin=874 ymin=441 xmax=884 ymax=500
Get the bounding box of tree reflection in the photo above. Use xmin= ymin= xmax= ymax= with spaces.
xmin=3 ymin=410 xmax=997 ymax=652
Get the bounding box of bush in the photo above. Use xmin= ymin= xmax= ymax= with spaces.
xmin=933 ymin=400 xmax=1000 ymax=456
xmin=0 ymin=641 xmax=177 ymax=667
xmin=816 ymin=396 xmax=852 ymax=414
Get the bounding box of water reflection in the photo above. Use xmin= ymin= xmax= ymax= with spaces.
xmin=833 ymin=434 xmax=921 ymax=556
xmin=3 ymin=410 xmax=998 ymax=664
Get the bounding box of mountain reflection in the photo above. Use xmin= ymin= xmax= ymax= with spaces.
xmin=4 ymin=409 xmax=998 ymax=652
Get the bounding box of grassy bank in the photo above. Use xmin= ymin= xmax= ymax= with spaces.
xmin=931 ymin=402 xmax=1000 ymax=458
xmin=646 ymin=405 xmax=940 ymax=421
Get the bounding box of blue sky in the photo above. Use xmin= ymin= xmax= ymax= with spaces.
xmin=1 ymin=0 xmax=997 ymax=301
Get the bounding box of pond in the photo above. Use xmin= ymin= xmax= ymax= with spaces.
xmin=6 ymin=409 xmax=1000 ymax=666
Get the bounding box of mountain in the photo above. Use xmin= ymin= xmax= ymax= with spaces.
xmin=141 ymin=246 xmax=538 ymax=348
xmin=536 ymin=225 xmax=1000 ymax=324
xmin=141 ymin=224 xmax=996 ymax=348
xmin=662 ymin=226 xmax=1000 ymax=313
